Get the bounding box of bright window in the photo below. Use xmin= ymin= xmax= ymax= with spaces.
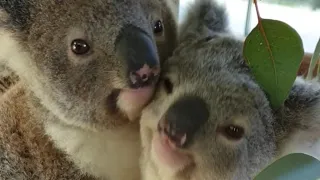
xmin=179 ymin=0 xmax=320 ymax=53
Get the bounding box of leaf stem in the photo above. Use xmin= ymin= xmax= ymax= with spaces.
xmin=306 ymin=37 xmax=320 ymax=80
xmin=253 ymin=0 xmax=278 ymax=96
xmin=253 ymin=0 xmax=262 ymax=21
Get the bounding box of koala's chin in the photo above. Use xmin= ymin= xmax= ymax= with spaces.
xmin=140 ymin=0 xmax=320 ymax=180
xmin=117 ymin=86 xmax=156 ymax=122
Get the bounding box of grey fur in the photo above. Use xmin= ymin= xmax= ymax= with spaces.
xmin=0 ymin=0 xmax=178 ymax=179
xmin=139 ymin=0 xmax=320 ymax=179
xmin=0 ymin=65 xmax=19 ymax=95
xmin=0 ymin=0 xmax=30 ymax=29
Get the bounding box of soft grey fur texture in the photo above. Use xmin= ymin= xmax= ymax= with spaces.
xmin=0 ymin=65 xmax=19 ymax=95
xmin=139 ymin=0 xmax=320 ymax=179
xmin=0 ymin=0 xmax=178 ymax=179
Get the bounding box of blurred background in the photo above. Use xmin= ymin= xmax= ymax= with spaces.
xmin=178 ymin=0 xmax=320 ymax=54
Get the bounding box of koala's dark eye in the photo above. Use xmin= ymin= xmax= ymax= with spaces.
xmin=163 ymin=77 xmax=173 ymax=94
xmin=223 ymin=125 xmax=244 ymax=140
xmin=153 ymin=20 xmax=164 ymax=34
xmin=71 ymin=39 xmax=90 ymax=55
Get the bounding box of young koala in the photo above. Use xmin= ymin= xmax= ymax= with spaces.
xmin=0 ymin=0 xmax=177 ymax=179
xmin=139 ymin=0 xmax=320 ymax=179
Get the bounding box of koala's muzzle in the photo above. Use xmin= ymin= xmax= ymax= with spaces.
xmin=158 ymin=96 xmax=209 ymax=148
xmin=115 ymin=25 xmax=160 ymax=89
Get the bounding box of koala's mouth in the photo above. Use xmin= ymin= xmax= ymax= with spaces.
xmin=151 ymin=121 xmax=194 ymax=172
xmin=116 ymin=86 xmax=155 ymax=121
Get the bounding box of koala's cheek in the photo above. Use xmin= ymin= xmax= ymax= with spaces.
xmin=94 ymin=101 xmax=129 ymax=129
xmin=157 ymin=44 xmax=169 ymax=64
xmin=140 ymin=103 xmax=161 ymax=132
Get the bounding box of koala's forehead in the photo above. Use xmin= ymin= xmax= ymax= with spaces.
xmin=5 ymin=0 xmax=168 ymax=49
xmin=35 ymin=1 xmax=147 ymax=25
xmin=166 ymin=36 xmax=263 ymax=115
xmin=3 ymin=0 xmax=164 ymax=39
xmin=2 ymin=0 xmax=169 ymax=34
xmin=166 ymin=36 xmax=246 ymax=82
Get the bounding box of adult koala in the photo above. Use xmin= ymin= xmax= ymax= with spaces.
xmin=0 ymin=0 xmax=177 ymax=179
xmin=140 ymin=0 xmax=320 ymax=179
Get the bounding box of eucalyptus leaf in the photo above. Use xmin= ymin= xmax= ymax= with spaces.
xmin=254 ymin=153 xmax=320 ymax=180
xmin=243 ymin=19 xmax=304 ymax=109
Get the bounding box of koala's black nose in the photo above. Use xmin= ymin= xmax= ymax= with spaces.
xmin=158 ymin=96 xmax=209 ymax=148
xmin=115 ymin=25 xmax=160 ymax=89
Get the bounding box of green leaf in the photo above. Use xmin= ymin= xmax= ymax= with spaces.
xmin=243 ymin=19 xmax=304 ymax=109
xmin=254 ymin=153 xmax=320 ymax=180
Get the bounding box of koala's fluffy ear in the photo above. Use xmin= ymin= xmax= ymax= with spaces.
xmin=178 ymin=0 xmax=228 ymax=42
xmin=273 ymin=77 xmax=320 ymax=158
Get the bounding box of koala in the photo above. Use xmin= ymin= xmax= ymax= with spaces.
xmin=0 ymin=0 xmax=177 ymax=179
xmin=139 ymin=0 xmax=320 ymax=180
xmin=0 ymin=0 xmax=181 ymax=97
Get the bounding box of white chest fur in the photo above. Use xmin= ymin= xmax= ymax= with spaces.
xmin=45 ymin=121 xmax=141 ymax=180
